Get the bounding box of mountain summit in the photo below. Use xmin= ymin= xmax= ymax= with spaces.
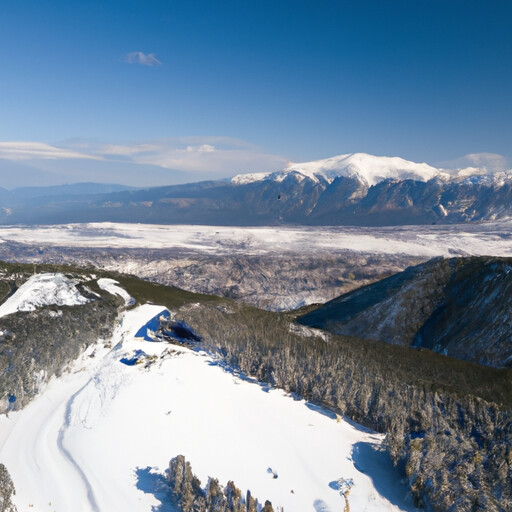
xmin=232 ymin=152 xmax=444 ymax=186
xmin=2 ymin=152 xmax=512 ymax=226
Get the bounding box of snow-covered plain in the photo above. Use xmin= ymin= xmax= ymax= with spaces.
xmin=0 ymin=303 xmax=417 ymax=512
xmin=1 ymin=220 xmax=512 ymax=257
xmin=0 ymin=272 xmax=89 ymax=319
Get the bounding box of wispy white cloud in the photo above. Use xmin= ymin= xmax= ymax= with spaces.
xmin=122 ymin=51 xmax=161 ymax=66
xmin=186 ymin=144 xmax=215 ymax=153
xmin=438 ymin=152 xmax=509 ymax=173
xmin=55 ymin=137 xmax=286 ymax=177
xmin=0 ymin=138 xmax=287 ymax=187
xmin=0 ymin=142 xmax=101 ymax=161
xmin=101 ymin=143 xmax=160 ymax=156
xmin=105 ymin=139 xmax=287 ymax=175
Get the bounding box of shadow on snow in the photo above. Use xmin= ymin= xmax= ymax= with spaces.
xmin=135 ymin=466 xmax=177 ymax=512
xmin=352 ymin=442 xmax=420 ymax=511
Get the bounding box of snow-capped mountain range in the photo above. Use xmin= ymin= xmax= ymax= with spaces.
xmin=232 ymin=153 xmax=445 ymax=186
xmin=232 ymin=152 xmax=510 ymax=187
xmin=1 ymin=152 xmax=512 ymax=226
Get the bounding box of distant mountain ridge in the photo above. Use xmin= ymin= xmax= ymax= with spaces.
xmin=1 ymin=153 xmax=512 ymax=225
xmin=232 ymin=152 xmax=444 ymax=186
xmin=0 ymin=181 xmax=134 ymax=198
xmin=298 ymin=256 xmax=512 ymax=368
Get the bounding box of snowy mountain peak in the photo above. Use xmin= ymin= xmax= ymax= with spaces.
xmin=231 ymin=152 xmax=445 ymax=187
xmin=285 ymin=153 xmax=443 ymax=186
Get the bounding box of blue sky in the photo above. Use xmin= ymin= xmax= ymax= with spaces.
xmin=0 ymin=0 xmax=510 ymax=187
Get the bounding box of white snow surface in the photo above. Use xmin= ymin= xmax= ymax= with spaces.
xmin=232 ymin=152 xmax=444 ymax=186
xmin=97 ymin=277 xmax=135 ymax=305
xmin=0 ymin=304 xmax=417 ymax=512
xmin=1 ymin=221 xmax=512 ymax=258
xmin=231 ymin=152 xmax=512 ymax=187
xmin=284 ymin=153 xmax=443 ymax=186
xmin=0 ymin=272 xmax=89 ymax=318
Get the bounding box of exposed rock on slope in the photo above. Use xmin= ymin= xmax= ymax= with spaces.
xmin=298 ymin=257 xmax=512 ymax=367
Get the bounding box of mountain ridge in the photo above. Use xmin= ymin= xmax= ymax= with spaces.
xmin=232 ymin=152 xmax=445 ymax=186
xmin=298 ymin=256 xmax=512 ymax=367
xmin=1 ymin=153 xmax=512 ymax=225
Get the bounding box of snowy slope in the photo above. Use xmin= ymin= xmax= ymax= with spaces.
xmin=0 ymin=302 xmax=417 ymax=512
xmin=98 ymin=277 xmax=135 ymax=305
xmin=232 ymin=152 xmax=443 ymax=186
xmin=0 ymin=272 xmax=89 ymax=318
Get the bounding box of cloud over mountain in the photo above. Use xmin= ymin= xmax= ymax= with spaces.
xmin=0 ymin=137 xmax=287 ymax=188
xmin=438 ymin=152 xmax=509 ymax=173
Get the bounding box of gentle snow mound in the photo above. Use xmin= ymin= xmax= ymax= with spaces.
xmin=0 ymin=272 xmax=90 ymax=318
xmin=97 ymin=278 xmax=135 ymax=305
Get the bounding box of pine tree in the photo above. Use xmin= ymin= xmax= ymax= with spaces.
xmin=0 ymin=464 xmax=17 ymax=512
xmin=261 ymin=500 xmax=274 ymax=512
xmin=225 ymin=480 xmax=244 ymax=512
xmin=168 ymin=455 xmax=186 ymax=501
xmin=206 ymin=477 xmax=227 ymax=511
xmin=180 ymin=459 xmax=196 ymax=512
xmin=246 ymin=490 xmax=258 ymax=512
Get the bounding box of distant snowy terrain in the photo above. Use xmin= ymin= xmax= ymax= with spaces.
xmin=0 ymin=272 xmax=89 ymax=318
xmin=1 ymin=221 xmax=512 ymax=257
xmin=0 ymin=301 xmax=417 ymax=512
xmin=2 ymin=221 xmax=512 ymax=311
xmin=1 ymin=152 xmax=512 ymax=227
xmin=231 ymin=152 xmax=512 ymax=187
xmin=232 ymin=152 xmax=445 ymax=186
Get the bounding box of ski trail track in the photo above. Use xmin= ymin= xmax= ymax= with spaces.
xmin=57 ymin=381 xmax=100 ymax=512
xmin=0 ymin=352 xmax=103 ymax=511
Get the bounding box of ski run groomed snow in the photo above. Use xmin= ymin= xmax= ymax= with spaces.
xmin=0 ymin=302 xmax=418 ymax=512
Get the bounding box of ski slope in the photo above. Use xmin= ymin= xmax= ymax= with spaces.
xmin=0 ymin=303 xmax=417 ymax=512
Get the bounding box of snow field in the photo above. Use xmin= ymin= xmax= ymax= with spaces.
xmin=0 ymin=272 xmax=90 ymax=319
xmin=1 ymin=221 xmax=512 ymax=257
xmin=0 ymin=304 xmax=417 ymax=512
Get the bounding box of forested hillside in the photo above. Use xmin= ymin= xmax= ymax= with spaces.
xmin=0 ymin=259 xmax=510 ymax=511
xmin=171 ymin=284 xmax=512 ymax=511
